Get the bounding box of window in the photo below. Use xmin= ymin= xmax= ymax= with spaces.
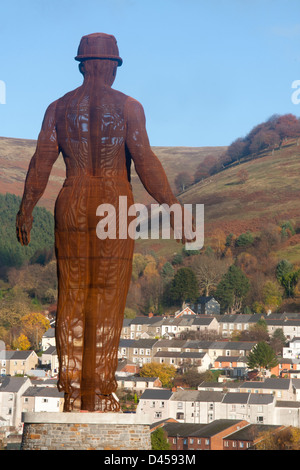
xmin=160 ymin=401 xmax=165 ymax=408
xmin=155 ymin=412 xmax=162 ymax=419
xmin=176 ymin=412 xmax=184 ymax=420
xmin=133 ymin=348 xmax=138 ymax=355
xmin=177 ymin=402 xmax=183 ymax=409
xmin=146 ymin=349 xmax=150 ymax=356
xmin=151 ymin=401 xmax=156 ymax=408
xmin=139 ymin=349 xmax=144 ymax=355
xmin=239 ymin=442 xmax=244 ymax=448
xmin=197 ymin=439 xmax=201 ymax=445
xmin=190 ymin=438 xmax=194 ymax=444
xmin=205 ymin=439 xmax=210 ymax=446
xmin=224 ymin=441 xmax=229 ymax=447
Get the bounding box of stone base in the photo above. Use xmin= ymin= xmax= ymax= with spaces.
xmin=21 ymin=412 xmax=152 ymax=450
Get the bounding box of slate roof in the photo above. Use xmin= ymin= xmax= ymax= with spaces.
xmin=163 ymin=420 xmax=246 ymax=438
xmin=248 ymin=393 xmax=274 ymax=405
xmin=22 ymin=386 xmax=64 ymax=398
xmin=222 ymin=392 xmax=249 ymax=404
xmin=44 ymin=328 xmax=55 ymax=338
xmin=140 ymin=389 xmax=173 ymax=400
xmin=0 ymin=376 xmax=30 ymax=392
xmin=226 ymin=424 xmax=282 ymax=441
xmin=240 ymin=378 xmax=291 ymax=390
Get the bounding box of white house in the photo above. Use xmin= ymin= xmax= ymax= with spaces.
xmin=283 ymin=338 xmax=300 ymax=360
xmin=22 ymin=386 xmax=64 ymax=413
xmin=0 ymin=376 xmax=32 ymax=431
xmin=41 ymin=328 xmax=56 ymax=351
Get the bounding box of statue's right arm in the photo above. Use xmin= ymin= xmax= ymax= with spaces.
xmin=125 ymin=97 xmax=179 ymax=207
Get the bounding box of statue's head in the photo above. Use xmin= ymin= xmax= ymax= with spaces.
xmin=75 ymin=33 xmax=122 ymax=86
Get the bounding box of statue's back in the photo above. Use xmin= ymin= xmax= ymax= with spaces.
xmin=55 ymin=84 xmax=130 ymax=179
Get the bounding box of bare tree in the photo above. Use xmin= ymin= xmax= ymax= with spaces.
xmin=191 ymin=254 xmax=230 ymax=296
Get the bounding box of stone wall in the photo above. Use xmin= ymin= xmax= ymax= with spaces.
xmin=21 ymin=412 xmax=152 ymax=450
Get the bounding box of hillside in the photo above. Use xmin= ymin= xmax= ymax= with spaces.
xmin=180 ymin=139 xmax=300 ymax=248
xmin=0 ymin=136 xmax=225 ymax=212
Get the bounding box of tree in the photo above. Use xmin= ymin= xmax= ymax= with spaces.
xmin=262 ymin=280 xmax=283 ymax=312
xmin=270 ymin=328 xmax=287 ymax=355
xmin=174 ymin=172 xmax=192 ymax=193
xmin=215 ymin=265 xmax=250 ymax=313
xmin=13 ymin=333 xmax=31 ymax=350
xmin=237 ymin=168 xmax=249 ymax=184
xmin=169 ymin=267 xmax=199 ymax=308
xmin=151 ymin=428 xmax=171 ymax=450
xmin=256 ymin=427 xmax=300 ymax=450
xmin=235 ymin=231 xmax=254 ymax=248
xmin=227 ymin=138 xmax=247 ymax=163
xmin=139 ymin=363 xmax=176 ymax=388
xmin=247 ymin=341 xmax=278 ymax=379
xmin=20 ymin=312 xmax=50 ymax=351
xmin=192 ymin=254 xmax=230 ymax=296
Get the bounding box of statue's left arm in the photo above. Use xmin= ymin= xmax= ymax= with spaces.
xmin=16 ymin=101 xmax=60 ymax=245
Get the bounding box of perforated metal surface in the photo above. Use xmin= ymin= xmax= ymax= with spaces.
xmin=16 ymin=33 xmax=181 ymax=411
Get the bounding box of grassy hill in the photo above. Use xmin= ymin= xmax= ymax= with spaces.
xmin=2 ymin=135 xmax=300 ymax=263
xmin=179 ymin=139 xmax=300 ymax=251
xmin=0 ymin=136 xmax=225 ymax=211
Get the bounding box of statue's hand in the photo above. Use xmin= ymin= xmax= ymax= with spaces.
xmin=16 ymin=210 xmax=33 ymax=246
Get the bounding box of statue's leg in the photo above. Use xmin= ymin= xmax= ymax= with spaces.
xmin=81 ymin=195 xmax=134 ymax=411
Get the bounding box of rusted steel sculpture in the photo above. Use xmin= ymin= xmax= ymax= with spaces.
xmin=16 ymin=33 xmax=184 ymax=412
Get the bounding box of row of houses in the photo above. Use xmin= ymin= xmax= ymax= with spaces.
xmin=122 ymin=309 xmax=300 ymax=341
xmin=137 ymin=378 xmax=300 ymax=427
xmin=0 ymin=376 xmax=63 ymax=435
xmin=151 ymin=419 xmax=285 ymax=451
xmin=40 ymin=334 xmax=300 ymax=381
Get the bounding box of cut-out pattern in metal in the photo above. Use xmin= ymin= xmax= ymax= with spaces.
xmin=16 ymin=33 xmax=182 ymax=412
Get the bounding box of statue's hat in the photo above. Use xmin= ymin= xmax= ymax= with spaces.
xmin=75 ymin=33 xmax=123 ymax=66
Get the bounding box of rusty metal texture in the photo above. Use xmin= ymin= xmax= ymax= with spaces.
xmin=16 ymin=33 xmax=181 ymax=412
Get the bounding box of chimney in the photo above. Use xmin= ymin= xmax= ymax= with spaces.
xmin=148 ymin=312 xmax=154 ymax=318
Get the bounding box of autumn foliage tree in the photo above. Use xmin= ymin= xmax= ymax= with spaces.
xmin=174 ymin=171 xmax=193 ymax=193
xmin=139 ymin=362 xmax=176 ymax=388
xmin=20 ymin=312 xmax=50 ymax=351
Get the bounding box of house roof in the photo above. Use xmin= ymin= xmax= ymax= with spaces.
xmin=140 ymin=389 xmax=173 ymax=400
xmin=240 ymin=378 xmax=291 ymax=390
xmin=171 ymin=390 xmax=224 ymax=402
xmin=0 ymin=376 xmax=30 ymax=393
xmin=222 ymin=393 xmax=249 ymax=404
xmin=43 ymin=346 xmax=57 ymax=355
xmin=275 ymin=400 xmax=300 ymax=408
xmin=163 ymin=420 xmax=246 ymax=438
xmin=248 ymin=393 xmax=274 ymax=405
xmin=4 ymin=350 xmax=36 ymax=360
xmin=215 ymin=355 xmax=248 ymax=363
xmin=43 ymin=328 xmax=55 ymax=338
xmin=225 ymin=424 xmax=282 ymax=441
xmin=129 ymin=316 xmax=163 ymax=326
xmin=22 ymin=386 xmax=64 ymax=398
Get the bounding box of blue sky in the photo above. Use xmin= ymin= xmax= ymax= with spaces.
xmin=0 ymin=0 xmax=300 ymax=147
